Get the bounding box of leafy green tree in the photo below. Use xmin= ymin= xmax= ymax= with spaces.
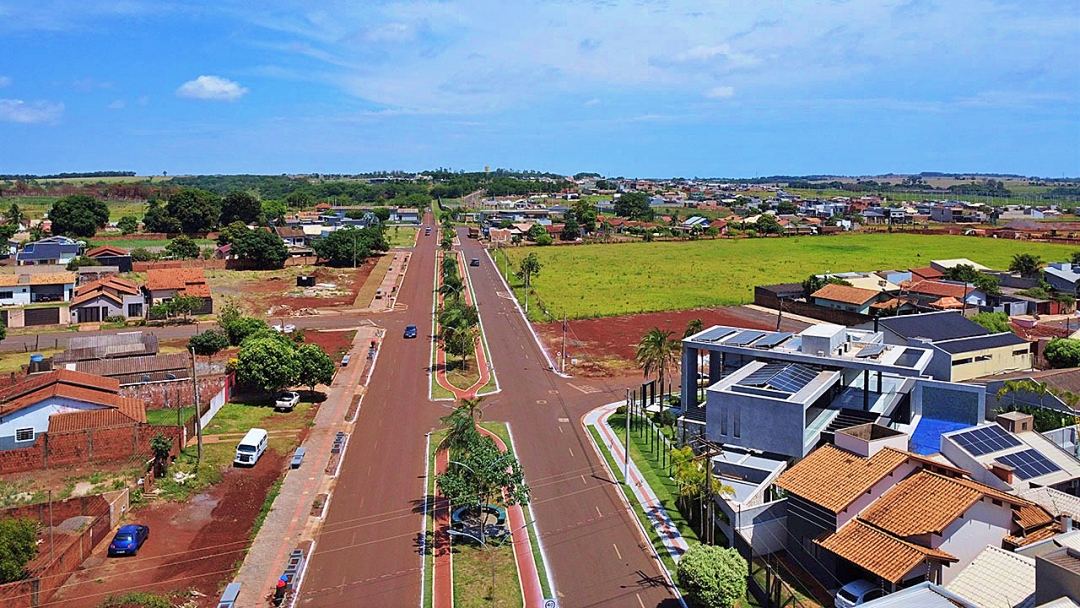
xmin=117 ymin=215 xmax=139 ymax=235
xmin=560 ymin=217 xmax=580 ymax=240
xmin=943 ymin=264 xmax=1001 ymax=296
xmin=217 ymin=300 xmax=242 ymax=331
xmin=535 ymin=232 xmax=553 ymax=246
xmin=684 ymin=318 xmax=704 ymax=338
xmin=285 ymin=190 xmax=314 ymax=209
xmin=216 ymin=221 xmax=250 ymax=247
xmin=220 ymin=191 xmax=261 ymax=226
xmin=130 ymin=247 xmax=156 ymax=262
xmin=676 ymin=544 xmax=747 ymax=608
xmin=150 ymin=433 xmax=173 ymax=478
xmin=1071 ymin=251 xmax=1080 ymax=266
xmin=0 ymin=518 xmax=38 ymax=583
xmin=296 ymin=343 xmax=336 ymax=393
xmin=0 ymin=319 xmax=6 ymax=345
xmin=443 ymin=324 xmax=479 ymax=370
xmin=439 ymin=397 xmax=486 ymax=454
xmin=802 ymin=274 xmax=852 ymax=296
xmin=189 ymin=330 xmax=229 ymax=359
xmin=232 ymin=227 xmax=288 ymax=269
xmin=436 ymin=433 xmax=530 ymax=517
xmin=636 ymin=327 xmax=680 ymax=395
xmin=614 ymin=192 xmax=654 ymax=221
xmin=372 ymin=207 xmax=392 ymax=223
xmin=776 ymin=200 xmax=798 ymax=215
xmin=66 ymin=255 xmax=102 ymax=271
xmin=49 ymin=194 xmax=110 ymax=237
xmin=6 ymin=203 xmax=24 ymax=228
xmin=237 ymin=337 xmax=300 ymax=394
xmin=516 ymin=253 xmax=542 ymax=290
xmin=755 ymin=214 xmax=782 ymax=235
xmin=970 ymin=312 xmax=1011 ymax=334
xmin=167 ymin=188 xmax=222 ymax=233
xmin=572 ymin=199 xmax=598 ymax=234
xmin=526 ymin=224 xmax=545 ymax=240
xmin=167 ymin=294 xmax=203 ymax=320
xmin=312 ymin=227 xmax=389 ymax=267
xmin=1010 ymin=253 xmax=1043 ymax=278
xmin=142 ymin=198 xmax=181 ymax=233
xmin=225 ymin=316 xmax=269 ymax=346
xmin=1045 ymin=338 xmax=1080 ymax=369
xmin=261 ymin=199 xmax=287 ymax=226
xmin=0 ymin=222 xmax=17 ymax=242
xmin=165 ymin=235 xmax=200 ymax=260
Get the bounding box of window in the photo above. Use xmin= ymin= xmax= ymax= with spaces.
xmin=127 ymin=303 xmax=143 ymax=317
xmin=719 ymin=401 xmax=727 ymax=436
xmin=733 ymin=405 xmax=741 ymax=438
xmin=952 ymin=358 xmax=973 ymax=366
xmin=975 ymin=355 xmax=992 ymax=362
xmin=1013 ymin=349 xmax=1030 ymax=357
xmin=0 ymin=291 xmax=11 ymax=299
xmin=15 ymin=428 xmax=34 ymax=442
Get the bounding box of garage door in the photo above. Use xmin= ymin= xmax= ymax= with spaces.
xmin=24 ymin=307 xmax=61 ymax=326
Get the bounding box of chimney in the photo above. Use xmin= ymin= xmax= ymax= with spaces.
xmin=1063 ymin=516 xmax=1073 ymax=533
xmin=989 ymin=462 xmax=1014 ymax=485
xmin=996 ymin=411 xmax=1034 ymax=434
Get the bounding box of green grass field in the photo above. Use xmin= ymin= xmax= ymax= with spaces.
xmin=1 ymin=196 xmax=146 ymax=221
xmin=504 ymin=234 xmax=1075 ymax=320
xmin=89 ymin=237 xmax=215 ymax=250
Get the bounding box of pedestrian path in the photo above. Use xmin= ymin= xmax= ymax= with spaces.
xmin=231 ymin=326 xmax=381 ymax=607
xmin=583 ymin=402 xmax=689 ymax=566
xmin=433 ymin=249 xmax=492 ymax=399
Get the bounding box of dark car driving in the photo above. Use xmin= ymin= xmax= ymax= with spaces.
xmin=108 ymin=524 xmax=149 ymax=556
xmin=404 ymin=324 xmax=418 ymax=339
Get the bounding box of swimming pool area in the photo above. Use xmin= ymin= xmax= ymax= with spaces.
xmin=910 ymin=417 xmax=971 ymax=455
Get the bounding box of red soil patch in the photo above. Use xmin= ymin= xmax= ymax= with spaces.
xmin=258 ymin=258 xmax=379 ymax=310
xmin=304 ymin=329 xmax=357 ymax=361
xmin=535 ymin=306 xmax=810 ymax=376
xmin=51 ymin=451 xmax=286 ymax=608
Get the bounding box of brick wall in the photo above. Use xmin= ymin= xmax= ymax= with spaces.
xmin=0 ymin=425 xmax=181 ymax=475
xmin=0 ymin=494 xmax=115 ymax=607
xmin=126 ymin=375 xmax=228 ymax=410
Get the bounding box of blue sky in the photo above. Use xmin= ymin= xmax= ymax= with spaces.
xmin=0 ymin=0 xmax=1077 ymax=178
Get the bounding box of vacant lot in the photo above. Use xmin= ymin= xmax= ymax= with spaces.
xmin=505 ymin=234 xmax=1074 ymax=320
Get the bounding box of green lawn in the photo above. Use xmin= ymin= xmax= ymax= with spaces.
xmin=145 ymin=406 xmax=196 ymax=427
xmin=387 ymin=226 xmax=419 ymax=247
xmin=201 ymin=401 xmax=313 ymax=435
xmin=504 ymin=234 xmax=1076 ymax=320
xmin=0 ymin=196 xmax=146 ymax=221
xmin=89 ymin=237 xmax=215 ymax=250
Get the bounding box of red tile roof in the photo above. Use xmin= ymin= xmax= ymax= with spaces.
xmin=909 ymin=266 xmax=944 ymax=280
xmin=85 ymin=245 xmax=130 ymax=258
xmin=775 ymin=445 xmax=909 ymax=513
xmin=817 ymin=520 xmax=957 ymax=583
xmin=0 ymin=369 xmax=145 ymax=430
xmin=908 ymin=280 xmax=969 ymax=299
xmin=0 ymin=370 xmax=118 ymax=405
xmin=811 ymin=283 xmax=880 ymax=306
xmin=48 ymin=400 xmax=146 ymax=433
xmin=71 ymin=276 xmax=140 ymax=306
xmin=145 ymin=268 xmax=211 ymax=298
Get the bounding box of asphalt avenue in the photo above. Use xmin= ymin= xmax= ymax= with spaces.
xmin=299 ymin=220 xmax=680 ymax=607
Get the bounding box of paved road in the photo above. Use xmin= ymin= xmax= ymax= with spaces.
xmin=300 ymin=220 xmax=678 ymax=607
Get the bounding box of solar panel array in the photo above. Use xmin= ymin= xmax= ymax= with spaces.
xmin=742 ymin=363 xmax=788 ymax=387
xmin=995 ymin=449 xmax=1062 ymax=480
xmin=951 ymin=425 xmax=1022 ymax=456
xmin=766 ymin=365 xmax=820 ymax=394
xmin=856 ymin=343 xmax=885 ymax=358
xmin=727 ymin=330 xmax=766 ymax=346
xmin=695 ymin=327 xmax=736 ymax=342
xmin=754 ymin=332 xmax=793 ymax=348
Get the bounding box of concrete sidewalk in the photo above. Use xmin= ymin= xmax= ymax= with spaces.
xmin=231 ymin=325 xmax=382 ymax=607
xmin=583 ymin=402 xmax=690 ymax=567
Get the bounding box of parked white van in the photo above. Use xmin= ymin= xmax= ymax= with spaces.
xmin=234 ymin=428 xmax=268 ymax=466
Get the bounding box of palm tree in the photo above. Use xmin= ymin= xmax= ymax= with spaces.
xmin=684 ymin=318 xmax=703 ymax=339
xmin=440 ymin=396 xmax=486 ymax=454
xmin=1009 ymin=253 xmax=1043 ymax=278
xmin=636 ymin=327 xmax=680 ymax=400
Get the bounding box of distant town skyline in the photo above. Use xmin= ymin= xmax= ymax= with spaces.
xmin=0 ymin=1 xmax=1077 ymax=177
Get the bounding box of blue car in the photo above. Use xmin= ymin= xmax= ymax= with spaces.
xmin=108 ymin=524 xmax=149 ymax=556
xmin=404 ymin=324 xmax=418 ymax=339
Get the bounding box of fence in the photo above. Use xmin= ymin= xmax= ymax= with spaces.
xmin=0 ymin=491 xmax=128 ymax=608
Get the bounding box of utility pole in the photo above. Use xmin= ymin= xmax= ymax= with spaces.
xmin=624 ymin=389 xmax=631 ymax=485
xmin=561 ymin=312 xmax=567 ymax=374
xmin=191 ymin=347 xmax=202 ymax=461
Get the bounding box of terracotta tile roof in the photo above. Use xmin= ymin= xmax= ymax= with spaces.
xmin=910 ymin=266 xmax=944 ymax=280
xmin=775 ymin=445 xmax=909 ymax=513
xmin=144 ymin=268 xmax=211 ymax=298
xmin=860 ymin=471 xmax=983 ymax=536
xmin=817 ymin=520 xmax=957 ymax=583
xmin=908 ymin=280 xmax=969 ymax=299
xmin=71 ymin=290 xmax=122 ymax=307
xmin=85 ymin=245 xmax=130 ymax=257
xmin=1014 ymin=502 xmax=1055 ymax=531
xmin=48 ymin=400 xmax=145 ymax=433
xmin=811 ymin=283 xmax=880 ymax=306
xmin=1005 ymin=525 xmax=1060 ymax=548
xmin=0 ymin=272 xmax=76 ymax=287
xmin=72 ymin=276 xmax=140 ymax=307
xmin=0 ymin=369 xmax=118 ymax=404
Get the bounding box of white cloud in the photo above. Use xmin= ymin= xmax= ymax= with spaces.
xmin=705 ymin=86 xmax=735 ymax=99
xmin=136 ymin=95 xmax=149 ymax=106
xmin=0 ymin=76 xmax=11 ymax=88
xmin=108 ymin=99 xmax=126 ymax=109
xmin=0 ymin=99 xmax=64 ymax=123
xmin=584 ymin=98 xmax=601 ymax=107
xmin=176 ymin=75 xmax=248 ymax=101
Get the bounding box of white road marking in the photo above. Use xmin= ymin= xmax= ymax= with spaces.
xmin=636 ymin=593 xmax=646 ymax=608
xmin=613 ymin=543 xmax=622 ymax=560
xmin=595 ymin=505 xmax=603 ymax=517
xmin=568 ymin=447 xmax=574 ymax=458
xmin=582 ymin=475 xmax=588 ymax=485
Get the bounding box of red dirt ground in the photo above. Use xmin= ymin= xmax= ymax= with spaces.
xmin=534 ymin=306 xmax=810 ymax=376
xmin=51 ymin=451 xmax=286 ymax=608
xmin=304 ymin=329 xmax=357 ymax=362
xmin=248 ymin=258 xmax=380 ymax=310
